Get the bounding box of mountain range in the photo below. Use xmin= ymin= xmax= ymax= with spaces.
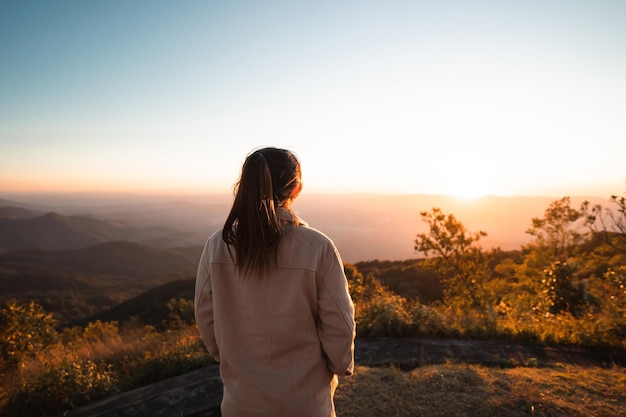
xmin=0 ymin=191 xmax=613 ymax=324
xmin=0 ymin=206 xmax=199 ymax=251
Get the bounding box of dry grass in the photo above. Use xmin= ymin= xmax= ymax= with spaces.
xmin=334 ymin=364 xmax=626 ymax=417
xmin=14 ymin=323 xmax=207 ymax=385
xmin=0 ymin=323 xmax=213 ymax=416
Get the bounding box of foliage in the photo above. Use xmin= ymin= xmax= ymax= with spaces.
xmin=164 ymin=297 xmax=195 ymax=328
xmin=587 ymin=266 xmax=626 ymax=339
xmin=345 ymin=264 xmax=414 ymax=336
xmin=6 ymin=359 xmax=118 ymax=416
xmin=414 ymin=208 xmax=497 ymax=309
xmin=581 ymin=192 xmax=626 ymax=239
xmin=542 ymin=261 xmax=586 ymax=316
xmin=0 ymin=309 xmax=212 ymax=417
xmin=82 ymin=320 xmax=122 ymax=343
xmin=355 ymin=259 xmax=443 ymax=303
xmin=510 ymin=197 xmax=594 ymax=318
xmin=525 ymin=196 xmax=585 ymax=264
xmin=405 ymin=192 xmax=626 ymax=345
xmin=117 ymin=328 xmax=210 ymax=388
xmin=0 ymin=299 xmax=58 ymax=369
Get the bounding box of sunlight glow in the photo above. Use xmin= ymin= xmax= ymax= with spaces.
xmin=438 ymin=176 xmax=490 ymax=199
xmin=0 ymin=2 xmax=625 ymax=197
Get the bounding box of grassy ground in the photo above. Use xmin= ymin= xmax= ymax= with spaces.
xmin=2 ymin=316 xmax=624 ymax=416
xmin=334 ymin=364 xmax=626 ymax=417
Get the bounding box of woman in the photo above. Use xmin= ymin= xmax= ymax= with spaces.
xmin=195 ymin=147 xmax=356 ymax=417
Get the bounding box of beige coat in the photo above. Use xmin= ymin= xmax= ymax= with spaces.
xmin=195 ymin=208 xmax=356 ymax=417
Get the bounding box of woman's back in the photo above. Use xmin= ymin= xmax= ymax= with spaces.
xmin=194 ymin=148 xmax=355 ymax=417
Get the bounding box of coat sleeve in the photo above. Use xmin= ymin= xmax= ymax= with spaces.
xmin=317 ymin=243 xmax=356 ymax=376
xmin=194 ymin=243 xmax=220 ymax=362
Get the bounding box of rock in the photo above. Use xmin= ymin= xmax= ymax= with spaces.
xmin=62 ymin=365 xmax=222 ymax=417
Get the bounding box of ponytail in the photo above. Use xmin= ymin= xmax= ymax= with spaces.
xmin=222 ymin=148 xmax=301 ymax=275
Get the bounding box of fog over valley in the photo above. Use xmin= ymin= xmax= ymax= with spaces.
xmin=0 ymin=192 xmax=610 ymax=262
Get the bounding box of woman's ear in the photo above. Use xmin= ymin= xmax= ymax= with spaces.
xmin=290 ymin=180 xmax=302 ymax=200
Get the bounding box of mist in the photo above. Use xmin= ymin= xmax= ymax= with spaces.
xmin=1 ymin=191 xmax=613 ymax=262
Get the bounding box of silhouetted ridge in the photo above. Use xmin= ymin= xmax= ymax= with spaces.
xmin=0 ymin=241 xmax=201 ymax=279
xmin=69 ymin=241 xmax=201 ymax=277
xmin=0 ymin=206 xmax=43 ymax=219
xmin=85 ymin=279 xmax=195 ymax=326
xmin=0 ymin=209 xmax=201 ymax=251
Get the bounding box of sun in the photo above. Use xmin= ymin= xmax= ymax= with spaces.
xmin=438 ymin=176 xmax=490 ymax=200
xmin=446 ymin=186 xmax=487 ymax=200
xmin=450 ymin=188 xmax=486 ymax=200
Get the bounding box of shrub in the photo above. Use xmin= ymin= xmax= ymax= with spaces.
xmin=357 ymin=292 xmax=412 ymax=337
xmin=6 ymin=359 xmax=119 ymax=417
xmin=116 ymin=329 xmax=211 ymax=389
xmin=0 ymin=300 xmax=58 ymax=370
xmin=542 ymin=261 xmax=586 ymax=316
xmin=163 ymin=297 xmax=195 ymax=328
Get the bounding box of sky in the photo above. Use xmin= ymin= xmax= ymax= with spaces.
xmin=1 ymin=0 xmax=625 ymax=199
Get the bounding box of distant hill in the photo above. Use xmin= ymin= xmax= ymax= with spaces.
xmin=85 ymin=279 xmax=195 ymax=327
xmin=0 ymin=197 xmax=40 ymax=209
xmin=0 ymin=242 xmax=202 ymax=323
xmin=0 ymin=210 xmax=199 ymax=251
xmin=0 ymin=241 xmax=201 ymax=279
xmin=0 ymin=206 xmax=44 ymax=219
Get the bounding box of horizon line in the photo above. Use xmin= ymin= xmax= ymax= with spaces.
xmin=0 ymin=189 xmax=620 ymax=200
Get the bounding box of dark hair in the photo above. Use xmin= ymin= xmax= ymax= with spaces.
xmin=222 ymin=147 xmax=301 ymax=275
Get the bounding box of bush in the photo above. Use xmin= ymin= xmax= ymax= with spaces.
xmin=0 ymin=300 xmax=58 ymax=370
xmin=357 ymin=293 xmax=412 ymax=337
xmin=116 ymin=329 xmax=211 ymax=389
xmin=543 ymin=261 xmax=586 ymax=316
xmin=163 ymin=297 xmax=195 ymax=328
xmin=6 ymin=359 xmax=119 ymax=417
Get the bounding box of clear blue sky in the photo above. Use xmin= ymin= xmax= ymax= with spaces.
xmin=1 ymin=0 xmax=625 ymax=197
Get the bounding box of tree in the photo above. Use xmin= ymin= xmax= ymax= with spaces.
xmin=611 ymin=193 xmax=626 ymax=234
xmin=581 ymin=191 xmax=626 ymax=251
xmin=414 ymin=208 xmax=496 ymax=308
xmin=578 ymin=191 xmax=626 ymax=322
xmin=525 ymin=196 xmax=585 ymax=264
xmin=523 ymin=197 xmax=598 ymax=316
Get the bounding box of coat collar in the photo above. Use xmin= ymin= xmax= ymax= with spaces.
xmin=276 ymin=207 xmax=307 ymax=234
